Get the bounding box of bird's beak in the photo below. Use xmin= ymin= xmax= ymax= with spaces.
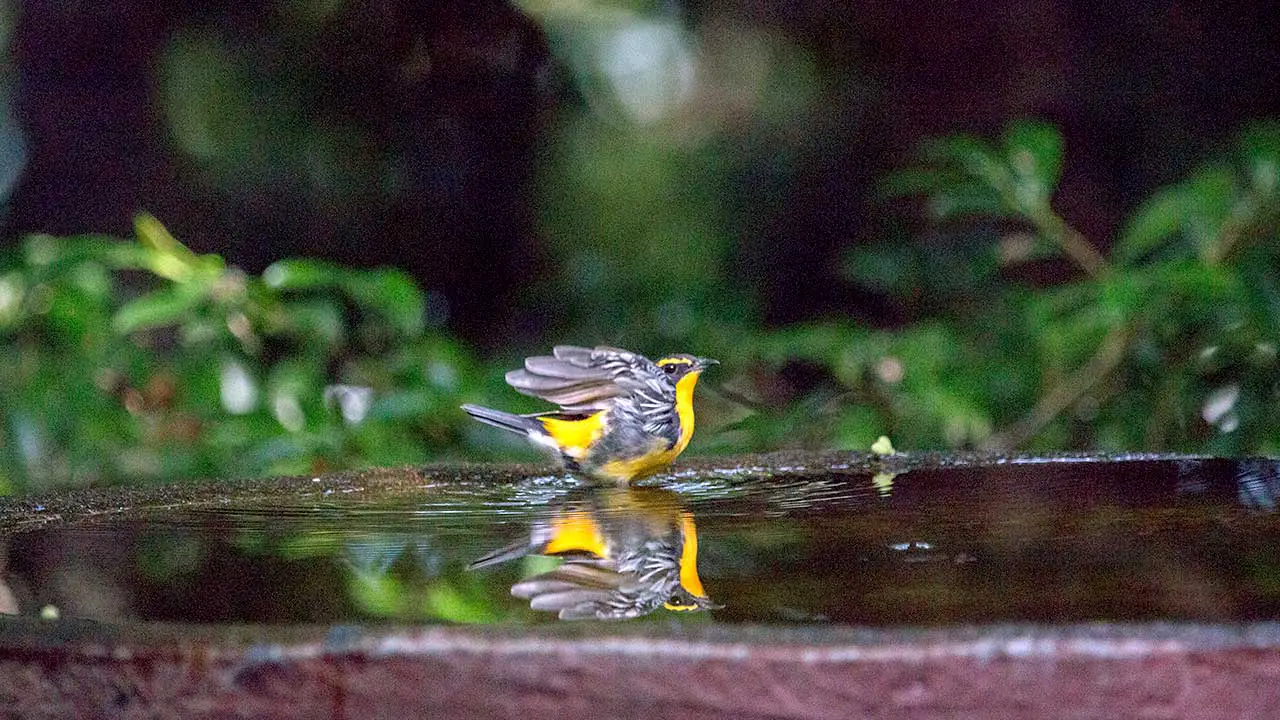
xmin=695 ymin=357 xmax=719 ymax=370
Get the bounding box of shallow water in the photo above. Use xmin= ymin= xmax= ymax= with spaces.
xmin=4 ymin=456 xmax=1280 ymax=625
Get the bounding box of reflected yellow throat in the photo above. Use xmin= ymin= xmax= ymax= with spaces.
xmin=598 ymin=370 xmax=702 ymax=482
xmin=675 ymin=510 xmax=708 ymax=601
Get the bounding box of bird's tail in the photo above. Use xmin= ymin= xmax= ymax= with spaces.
xmin=467 ymin=538 xmax=536 ymax=570
xmin=461 ymin=404 xmax=544 ymax=436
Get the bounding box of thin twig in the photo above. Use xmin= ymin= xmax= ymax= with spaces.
xmin=1029 ymin=206 xmax=1107 ymax=277
xmin=981 ymin=323 xmax=1131 ymax=451
xmin=1055 ymin=221 xmax=1108 ymax=276
xmin=1204 ymin=190 xmax=1279 ymax=265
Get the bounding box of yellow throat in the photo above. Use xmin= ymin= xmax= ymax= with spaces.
xmin=597 ymin=369 xmax=703 ymax=482
xmin=671 ymin=369 xmax=702 ymax=455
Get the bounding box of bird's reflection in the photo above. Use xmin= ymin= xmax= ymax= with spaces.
xmin=469 ymin=487 xmax=719 ymax=620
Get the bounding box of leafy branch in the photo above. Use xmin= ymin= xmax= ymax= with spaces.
xmin=854 ymin=119 xmax=1280 ymax=452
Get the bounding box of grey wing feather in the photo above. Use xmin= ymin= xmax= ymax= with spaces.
xmin=552 ymin=345 xmax=633 ymax=363
xmin=524 ymin=562 xmax=625 ymax=589
xmin=511 ymin=563 xmax=650 ymax=620
xmin=506 ymin=345 xmax=668 ymax=414
xmin=551 ymin=345 xmax=596 ymax=362
xmin=523 ymin=355 xmax=605 ymax=380
xmin=614 ymin=373 xmax=679 ymax=437
xmin=510 ymin=579 xmax=585 ymax=599
xmin=527 ymin=589 xmax=608 ymax=612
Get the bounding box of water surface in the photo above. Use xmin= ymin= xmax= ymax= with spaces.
xmin=4 ymin=456 xmax=1280 ymax=626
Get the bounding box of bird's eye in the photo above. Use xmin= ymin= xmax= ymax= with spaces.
xmin=663 ymin=364 xmax=679 ymax=374
xmin=669 ymin=594 xmax=683 ymax=605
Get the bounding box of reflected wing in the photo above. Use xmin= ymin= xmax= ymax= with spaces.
xmin=506 ymin=345 xmax=672 ymax=415
xmin=510 ymin=562 xmax=657 ymax=620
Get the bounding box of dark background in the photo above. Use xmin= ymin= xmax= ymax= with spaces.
xmin=5 ymin=0 xmax=1277 ymax=346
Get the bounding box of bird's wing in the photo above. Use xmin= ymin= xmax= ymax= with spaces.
xmin=612 ymin=370 xmax=680 ymax=438
xmin=505 ymin=345 xmax=675 ymax=416
xmin=510 ymin=562 xmax=656 ymax=620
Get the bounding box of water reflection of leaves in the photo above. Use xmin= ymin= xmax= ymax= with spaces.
xmin=347 ymin=564 xmax=501 ymax=624
xmin=469 ymin=487 xmax=719 ymax=621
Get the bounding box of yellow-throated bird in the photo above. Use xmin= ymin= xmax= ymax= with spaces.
xmin=469 ymin=487 xmax=718 ymax=620
xmin=461 ymin=345 xmax=717 ymax=483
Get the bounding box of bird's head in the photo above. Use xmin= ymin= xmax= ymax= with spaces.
xmin=655 ymin=354 xmax=718 ymax=382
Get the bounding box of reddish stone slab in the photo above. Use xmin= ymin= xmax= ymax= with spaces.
xmin=3 ymin=621 xmax=1280 ymax=719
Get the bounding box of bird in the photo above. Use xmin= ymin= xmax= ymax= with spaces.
xmin=461 ymin=345 xmax=717 ymax=483
xmin=468 ymin=486 xmax=719 ymax=620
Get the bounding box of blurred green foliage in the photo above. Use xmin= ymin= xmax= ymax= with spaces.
xmin=524 ymin=2 xmax=821 ymax=355
xmin=1 ymin=119 xmax=1278 ymax=495
xmin=0 ymin=214 xmax=508 ymax=493
xmin=737 ymin=119 xmax=1280 ymax=455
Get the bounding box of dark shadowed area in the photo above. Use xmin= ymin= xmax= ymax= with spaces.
xmin=5 ymin=0 xmax=1278 ymax=337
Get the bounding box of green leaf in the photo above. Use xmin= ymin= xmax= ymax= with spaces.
xmin=1240 ymin=121 xmax=1280 ymax=197
xmin=1028 ymin=284 xmax=1112 ymax=368
xmin=0 ymin=271 xmax=24 ymax=327
xmin=1181 ymin=167 xmax=1238 ymax=252
xmin=1148 ymin=260 xmax=1236 ymax=297
xmin=113 ymin=284 xmax=208 ymax=333
xmin=1003 ymin=120 xmax=1064 ymax=197
xmin=1116 ymin=186 xmax=1187 ymax=264
xmin=262 ymin=260 xmax=426 ymax=336
xmin=1097 ymin=271 xmax=1146 ymax=321
xmin=890 ymin=324 xmax=961 ymax=385
xmin=161 ymin=29 xmax=253 ymax=164
xmin=20 ymin=234 xmax=137 ymax=273
xmin=924 ymin=135 xmax=1006 ymax=187
xmin=341 ymin=269 xmax=425 ymax=336
xmin=261 ymin=258 xmax=348 ymax=290
xmin=927 ymin=181 xmax=1008 ymax=220
xmin=1236 ymin=248 xmax=1280 ymax=336
xmin=134 ymin=213 xmax=222 ymax=283
xmin=843 ymin=244 xmax=915 ymax=293
xmin=882 ymin=163 xmax=1007 ymax=220
xmin=277 ymin=298 xmax=345 ymax=344
xmin=834 ymin=406 xmax=884 ymax=451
